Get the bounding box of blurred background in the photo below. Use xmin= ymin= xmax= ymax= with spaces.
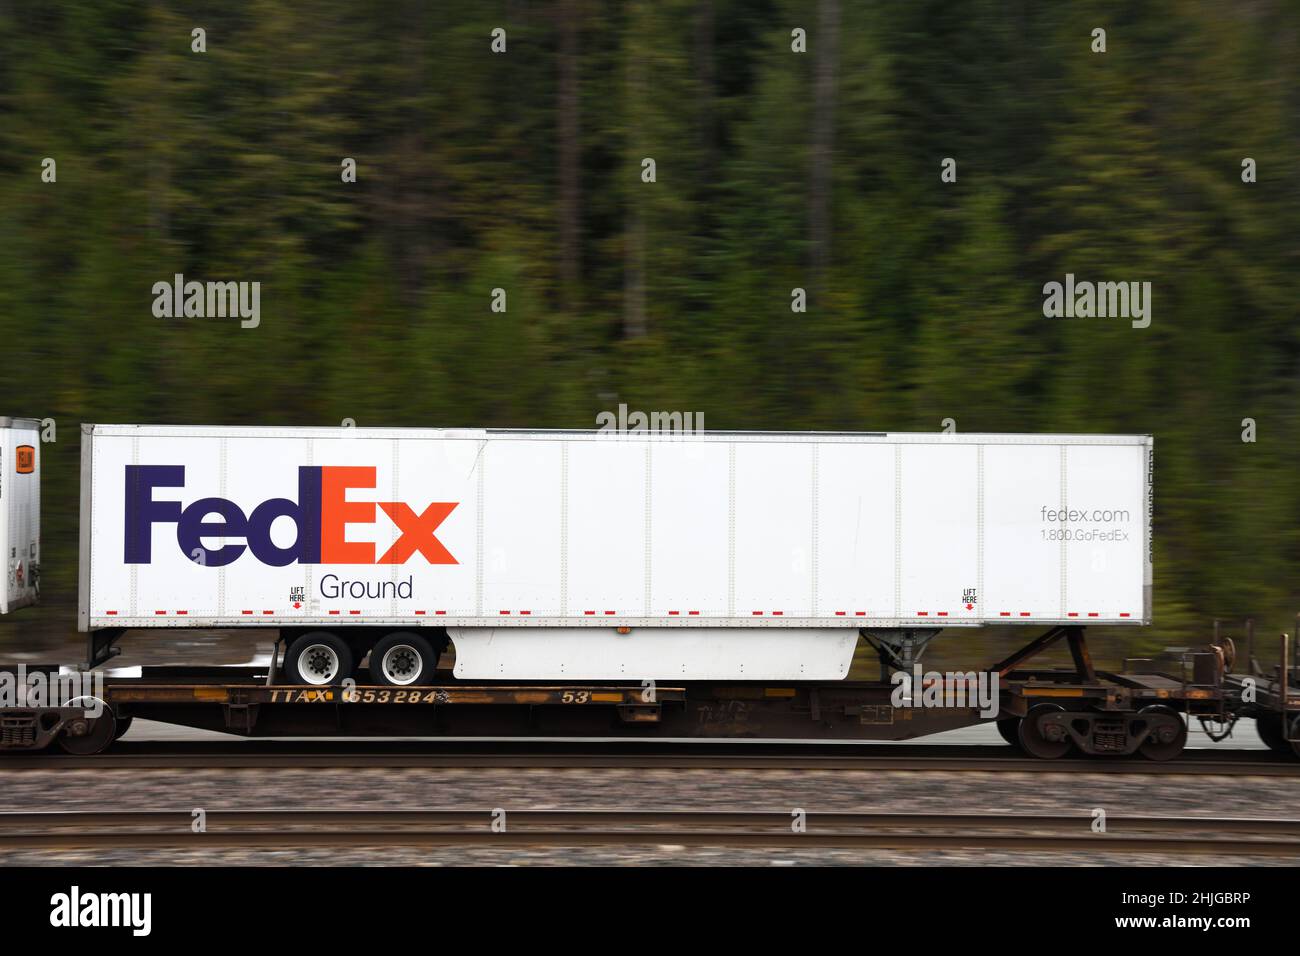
xmin=0 ymin=0 xmax=1297 ymax=665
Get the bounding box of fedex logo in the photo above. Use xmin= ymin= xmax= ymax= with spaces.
xmin=124 ymin=465 xmax=458 ymax=567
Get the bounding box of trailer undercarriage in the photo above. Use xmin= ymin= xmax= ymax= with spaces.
xmin=3 ymin=624 xmax=1297 ymax=759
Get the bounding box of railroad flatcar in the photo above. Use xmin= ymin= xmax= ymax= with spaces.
xmin=1 ymin=420 xmax=1294 ymax=760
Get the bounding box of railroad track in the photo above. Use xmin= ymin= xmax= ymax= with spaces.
xmin=2 ymin=741 xmax=1296 ymax=774
xmin=2 ymin=809 xmax=1298 ymax=854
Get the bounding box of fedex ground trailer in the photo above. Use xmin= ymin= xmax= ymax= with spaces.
xmin=80 ymin=425 xmax=1152 ymax=684
xmin=8 ymin=420 xmax=1279 ymax=761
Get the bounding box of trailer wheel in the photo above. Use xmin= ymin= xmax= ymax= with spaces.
xmin=1137 ymin=705 xmax=1186 ymax=761
xmin=285 ymin=633 xmax=354 ymax=685
xmin=996 ymin=716 xmax=1022 ymax=748
xmin=1018 ymin=704 xmax=1072 ymax=759
xmin=370 ymin=632 xmax=438 ymax=686
xmin=57 ymin=699 xmax=117 ymax=756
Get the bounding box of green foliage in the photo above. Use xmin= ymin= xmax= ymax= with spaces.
xmin=0 ymin=0 xmax=1296 ymax=657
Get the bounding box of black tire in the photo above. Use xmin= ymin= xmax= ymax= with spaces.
xmin=996 ymin=716 xmax=1022 ymax=747
xmin=369 ymin=632 xmax=439 ymax=686
xmin=284 ymin=632 xmax=354 ymax=686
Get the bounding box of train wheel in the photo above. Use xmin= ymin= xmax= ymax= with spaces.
xmin=284 ymin=632 xmax=354 ymax=686
xmin=1018 ymin=703 xmax=1072 ymax=759
xmin=1256 ymin=715 xmax=1291 ymax=754
xmin=370 ymin=632 xmax=438 ymax=686
xmin=57 ymin=699 xmax=117 ymax=756
xmin=996 ymin=716 xmax=1022 ymax=747
xmin=1137 ymin=705 xmax=1186 ymax=761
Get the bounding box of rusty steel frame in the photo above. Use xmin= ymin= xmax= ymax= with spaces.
xmin=0 ymin=625 xmax=1278 ymax=757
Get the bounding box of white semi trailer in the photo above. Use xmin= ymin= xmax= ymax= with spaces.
xmin=3 ymin=419 xmax=1284 ymax=761
xmin=77 ymin=424 xmax=1152 ymax=686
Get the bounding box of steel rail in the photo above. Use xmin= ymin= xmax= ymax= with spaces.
xmin=4 ymin=808 xmax=1300 ymax=832
xmin=0 ymin=809 xmax=1297 ymax=855
xmin=2 ymin=744 xmax=1296 ymax=774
